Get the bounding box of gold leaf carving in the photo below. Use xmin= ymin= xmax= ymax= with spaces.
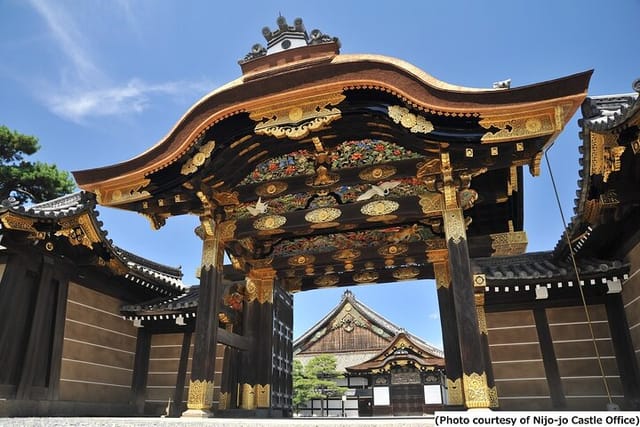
xmin=253 ymin=215 xmax=287 ymax=230
xmin=212 ymin=190 xmax=239 ymax=206
xmin=250 ymin=92 xmax=345 ymax=140
xmin=181 ymin=140 xmax=216 ymax=175
xmin=218 ymin=220 xmax=237 ymax=242
xmin=99 ymin=179 xmax=151 ymax=205
xmin=360 ymin=200 xmax=399 ymax=216
xmin=187 ymin=379 xmax=214 ymax=410
xmin=256 ymin=181 xmax=288 ymax=198
xmin=0 ymin=214 xmax=36 ymax=233
xmin=388 ymin=105 xmax=434 ymax=134
xmin=463 ymin=372 xmax=491 ymax=408
xmin=359 ymin=165 xmax=397 ymax=181
xmin=419 ymin=192 xmax=443 ymax=217
xmin=479 ymin=111 xmax=555 ymax=142
xmin=490 ymin=231 xmax=528 ymax=256
xmin=305 ymin=207 xmax=341 ymax=223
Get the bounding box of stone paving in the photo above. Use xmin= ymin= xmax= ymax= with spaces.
xmin=0 ymin=417 xmax=435 ymax=427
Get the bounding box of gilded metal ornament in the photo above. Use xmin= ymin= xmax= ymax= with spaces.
xmin=432 ymin=262 xmax=450 ymax=289
xmin=305 ymin=207 xmax=342 ymax=223
xmin=447 ymin=378 xmax=464 ymax=406
xmin=488 ymin=386 xmax=499 ymax=408
xmin=186 ymin=379 xmax=214 ymax=410
xmin=463 ymin=372 xmax=491 ymax=408
xmin=315 ymin=274 xmax=339 ymax=287
xmin=378 ymin=243 xmax=408 ymax=257
xmin=250 ymin=92 xmax=346 ymax=140
xmin=476 ymin=304 xmax=488 ymax=335
xmin=241 ymin=383 xmax=256 ymax=410
xmin=359 ymin=165 xmax=397 ymax=181
xmin=218 ymin=392 xmax=229 ymax=410
xmin=288 ymin=254 xmax=315 ymax=266
xmin=181 ymin=140 xmax=216 ymax=175
xmin=388 ymin=105 xmax=434 ymax=134
xmin=392 ymin=266 xmax=420 ymax=280
xmin=353 ymin=270 xmax=379 ymax=284
xmin=253 ymin=214 xmax=287 ymax=231
xmin=360 ymin=200 xmax=399 ymax=216
xmin=256 ymin=384 xmax=270 ymax=408
xmin=443 ymin=209 xmax=466 ymax=244
xmin=332 ymin=249 xmax=361 ymax=262
xmin=256 ymin=181 xmax=288 ymax=198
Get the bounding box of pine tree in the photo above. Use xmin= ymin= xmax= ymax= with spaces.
xmin=0 ymin=125 xmax=75 ymax=204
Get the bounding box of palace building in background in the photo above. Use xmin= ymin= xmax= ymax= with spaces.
xmin=1 ymin=17 xmax=639 ymax=417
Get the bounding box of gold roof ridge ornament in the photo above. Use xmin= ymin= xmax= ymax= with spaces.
xmin=250 ymin=91 xmax=346 ymax=140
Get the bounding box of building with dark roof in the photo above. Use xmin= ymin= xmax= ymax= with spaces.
xmin=293 ymin=290 xmax=445 ymax=416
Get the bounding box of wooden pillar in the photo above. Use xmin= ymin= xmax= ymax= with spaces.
xmin=171 ymin=332 xmax=192 ymax=416
xmin=16 ymin=255 xmax=56 ymax=399
xmin=183 ymin=217 xmax=224 ymax=417
xmin=533 ymin=307 xmax=565 ymax=408
xmin=606 ymin=294 xmax=640 ymax=409
xmin=239 ymin=266 xmax=275 ymax=412
xmin=440 ymin=152 xmax=491 ymax=409
xmin=47 ymin=266 xmax=70 ymax=401
xmin=131 ymin=328 xmax=151 ymax=414
xmin=473 ymin=276 xmax=498 ymax=408
xmin=428 ymin=249 xmax=464 ymax=407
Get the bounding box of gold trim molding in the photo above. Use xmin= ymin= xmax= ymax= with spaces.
xmin=488 ymin=386 xmax=499 ymax=408
xmin=186 ymin=379 xmax=214 ymax=410
xmin=241 ymin=383 xmax=256 ymax=410
xmin=479 ymin=108 xmax=558 ymax=143
xmin=250 ymin=92 xmax=345 ymax=140
xmin=95 ymin=178 xmax=151 ymax=206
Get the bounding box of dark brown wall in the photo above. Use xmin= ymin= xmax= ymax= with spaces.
xmin=624 ymin=241 xmax=640 ymax=368
xmin=486 ymin=310 xmax=551 ymax=410
xmin=58 ymin=283 xmax=137 ymax=403
xmin=547 ymin=305 xmax=623 ymax=410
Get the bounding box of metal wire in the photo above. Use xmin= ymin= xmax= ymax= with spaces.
xmin=544 ymin=151 xmax=613 ymax=405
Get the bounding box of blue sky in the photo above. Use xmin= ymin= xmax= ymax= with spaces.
xmin=1 ymin=0 xmax=639 ymax=349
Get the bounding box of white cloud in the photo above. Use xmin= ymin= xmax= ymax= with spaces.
xmin=27 ymin=1 xmax=214 ymax=123
xmin=46 ymin=78 xmax=215 ymax=123
xmin=428 ymin=311 xmax=440 ymax=320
